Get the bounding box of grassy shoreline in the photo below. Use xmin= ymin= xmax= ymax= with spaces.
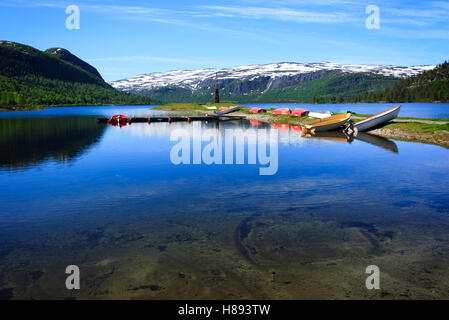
xmin=155 ymin=103 xmax=449 ymax=148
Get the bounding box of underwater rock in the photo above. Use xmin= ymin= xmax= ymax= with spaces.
xmin=129 ymin=284 xmax=162 ymax=291
xmin=341 ymin=220 xmax=396 ymax=252
xmin=234 ymin=215 xmax=260 ymax=265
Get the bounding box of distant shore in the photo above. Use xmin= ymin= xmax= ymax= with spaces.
xmin=0 ymin=103 xmax=157 ymax=112
xmin=0 ymin=106 xmax=42 ymax=112
xmin=154 ymin=103 xmax=449 ymax=149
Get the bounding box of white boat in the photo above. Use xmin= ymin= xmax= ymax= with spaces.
xmin=354 ymin=106 xmax=401 ymax=132
xmin=307 ymin=111 xmax=333 ymax=119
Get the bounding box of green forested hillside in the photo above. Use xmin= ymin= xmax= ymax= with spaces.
xmin=252 ymin=72 xmax=398 ymax=103
xmin=0 ymin=41 xmax=156 ymax=109
xmin=139 ymin=71 xmax=400 ymax=104
xmin=45 ymin=47 xmax=104 ymax=81
xmin=352 ymin=61 xmax=449 ymax=103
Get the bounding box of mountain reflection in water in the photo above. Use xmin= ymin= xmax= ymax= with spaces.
xmin=0 ymin=117 xmax=106 ymax=171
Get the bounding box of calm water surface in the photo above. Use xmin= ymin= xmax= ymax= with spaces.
xmin=0 ymin=105 xmax=448 ymax=300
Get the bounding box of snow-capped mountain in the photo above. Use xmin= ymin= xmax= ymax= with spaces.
xmin=110 ymin=62 xmax=435 ymax=93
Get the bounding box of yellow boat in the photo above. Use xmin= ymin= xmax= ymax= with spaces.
xmin=303 ymin=113 xmax=351 ymax=133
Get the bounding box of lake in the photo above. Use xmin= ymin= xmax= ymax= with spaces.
xmin=0 ymin=105 xmax=449 ymax=300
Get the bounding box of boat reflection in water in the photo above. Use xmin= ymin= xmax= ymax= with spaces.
xmin=302 ymin=131 xmax=355 ymax=143
xmin=354 ymin=132 xmax=399 ymax=154
xmin=269 ymin=124 xmax=399 ymax=154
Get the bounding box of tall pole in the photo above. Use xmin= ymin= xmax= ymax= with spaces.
xmin=214 ymin=72 xmax=220 ymax=103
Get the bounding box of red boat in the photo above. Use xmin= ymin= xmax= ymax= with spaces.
xmin=249 ymin=107 xmax=266 ymax=113
xmin=108 ymin=114 xmax=128 ymax=126
xmin=272 ymin=108 xmax=291 ymax=115
xmin=292 ymin=108 xmax=308 ymax=117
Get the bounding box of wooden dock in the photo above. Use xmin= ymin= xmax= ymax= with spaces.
xmin=97 ymin=115 xmax=244 ymax=124
xmin=97 ymin=107 xmax=243 ymax=125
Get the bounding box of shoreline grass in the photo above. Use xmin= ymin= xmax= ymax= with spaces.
xmin=154 ymin=103 xmax=449 ymax=148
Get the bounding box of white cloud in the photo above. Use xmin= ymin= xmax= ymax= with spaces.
xmin=196 ymin=5 xmax=353 ymax=24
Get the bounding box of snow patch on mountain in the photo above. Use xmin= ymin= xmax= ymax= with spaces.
xmin=110 ymin=62 xmax=436 ymax=93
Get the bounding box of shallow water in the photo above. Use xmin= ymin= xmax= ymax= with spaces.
xmin=0 ymin=106 xmax=449 ymax=300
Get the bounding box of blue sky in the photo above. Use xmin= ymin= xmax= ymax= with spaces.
xmin=1 ymin=0 xmax=448 ymax=81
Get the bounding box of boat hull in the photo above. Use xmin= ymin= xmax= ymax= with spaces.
xmin=304 ymin=113 xmax=351 ymax=132
xmin=354 ymin=106 xmax=401 ymax=132
xmin=309 ymin=121 xmax=347 ymax=132
xmin=308 ymin=111 xmax=332 ymax=119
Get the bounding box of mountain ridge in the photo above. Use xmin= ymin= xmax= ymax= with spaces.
xmin=45 ymin=47 xmax=104 ymax=81
xmin=110 ymin=62 xmax=435 ymax=103
xmin=0 ymin=41 xmax=106 ymax=87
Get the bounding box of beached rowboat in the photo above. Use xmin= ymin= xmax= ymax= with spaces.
xmin=292 ymin=108 xmax=308 ymax=117
xmin=307 ymin=111 xmax=333 ymax=119
xmin=271 ymin=108 xmax=291 ymax=115
xmin=354 ymin=106 xmax=401 ymax=132
xmin=303 ymin=113 xmax=351 ymax=132
xmin=214 ymin=106 xmax=240 ymax=116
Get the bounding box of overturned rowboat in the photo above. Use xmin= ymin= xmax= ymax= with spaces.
xmin=249 ymin=107 xmax=266 ymax=114
xmin=108 ymin=114 xmax=128 ymax=125
xmin=271 ymin=108 xmax=291 ymax=115
xmin=354 ymin=106 xmax=401 ymax=132
xmin=214 ymin=106 xmax=240 ymax=116
xmin=303 ymin=113 xmax=351 ymax=133
xmin=291 ymin=108 xmax=308 ymax=117
xmin=307 ymin=111 xmax=333 ymax=119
